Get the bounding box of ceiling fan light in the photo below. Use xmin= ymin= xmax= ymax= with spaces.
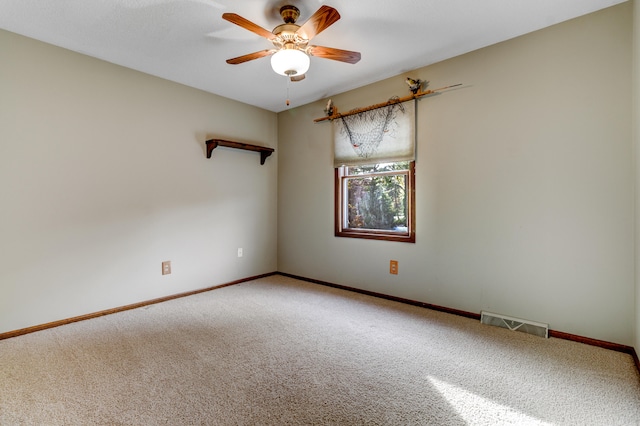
xmin=271 ymin=49 xmax=310 ymax=77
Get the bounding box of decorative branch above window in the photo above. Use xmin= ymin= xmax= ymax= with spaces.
xmin=314 ymin=83 xmax=461 ymax=123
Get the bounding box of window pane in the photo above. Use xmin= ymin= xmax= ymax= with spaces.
xmin=346 ymin=173 xmax=407 ymax=231
xmin=335 ymin=161 xmax=415 ymax=243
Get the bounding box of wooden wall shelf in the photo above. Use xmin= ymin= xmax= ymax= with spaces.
xmin=206 ymin=139 xmax=274 ymax=165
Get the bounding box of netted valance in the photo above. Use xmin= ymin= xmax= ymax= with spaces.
xmin=333 ymin=99 xmax=416 ymax=167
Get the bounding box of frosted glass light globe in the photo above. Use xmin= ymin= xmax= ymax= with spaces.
xmin=271 ymin=49 xmax=310 ymax=76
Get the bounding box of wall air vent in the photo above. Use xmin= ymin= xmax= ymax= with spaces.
xmin=480 ymin=311 xmax=549 ymax=338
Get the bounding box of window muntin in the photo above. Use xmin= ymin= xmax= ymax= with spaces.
xmin=335 ymin=161 xmax=415 ymax=243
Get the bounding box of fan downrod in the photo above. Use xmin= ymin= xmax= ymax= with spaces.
xmin=279 ymin=5 xmax=300 ymax=24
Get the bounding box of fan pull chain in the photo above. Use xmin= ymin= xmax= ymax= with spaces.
xmin=286 ymin=77 xmax=291 ymax=107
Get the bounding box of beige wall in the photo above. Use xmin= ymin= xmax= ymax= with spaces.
xmin=278 ymin=4 xmax=634 ymax=345
xmin=0 ymin=30 xmax=278 ymax=334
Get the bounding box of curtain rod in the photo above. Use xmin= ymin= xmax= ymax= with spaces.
xmin=313 ymin=84 xmax=461 ymax=123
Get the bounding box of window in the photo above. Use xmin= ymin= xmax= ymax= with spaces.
xmin=332 ymin=100 xmax=416 ymax=242
xmin=335 ymin=161 xmax=415 ymax=242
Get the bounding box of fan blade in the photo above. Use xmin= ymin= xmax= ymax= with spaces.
xmin=308 ymin=46 xmax=361 ymax=64
xmin=222 ymin=13 xmax=275 ymax=40
xmin=290 ymin=74 xmax=306 ymax=82
xmin=296 ymin=5 xmax=340 ymax=40
xmin=226 ymin=49 xmax=276 ymax=65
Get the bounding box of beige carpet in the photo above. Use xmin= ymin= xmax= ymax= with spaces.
xmin=1 ymin=275 xmax=639 ymax=425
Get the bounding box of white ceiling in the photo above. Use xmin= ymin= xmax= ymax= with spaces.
xmin=0 ymin=0 xmax=626 ymax=112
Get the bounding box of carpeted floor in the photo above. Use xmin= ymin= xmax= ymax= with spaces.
xmin=1 ymin=274 xmax=639 ymax=425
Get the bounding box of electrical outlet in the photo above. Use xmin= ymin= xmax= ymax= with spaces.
xmin=390 ymin=260 xmax=398 ymax=275
xmin=162 ymin=261 xmax=171 ymax=275
xmin=237 ymin=248 xmax=243 ymax=258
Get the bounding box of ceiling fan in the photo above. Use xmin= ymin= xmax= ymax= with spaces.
xmin=222 ymin=5 xmax=361 ymax=82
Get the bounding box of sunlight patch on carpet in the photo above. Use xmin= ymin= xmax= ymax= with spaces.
xmin=427 ymin=376 xmax=552 ymax=425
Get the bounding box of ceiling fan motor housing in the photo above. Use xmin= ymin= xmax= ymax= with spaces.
xmin=272 ymin=27 xmax=309 ymax=51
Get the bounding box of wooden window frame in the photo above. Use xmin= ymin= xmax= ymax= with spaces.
xmin=335 ymin=161 xmax=415 ymax=243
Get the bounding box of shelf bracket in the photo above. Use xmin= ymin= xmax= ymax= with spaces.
xmin=205 ymin=139 xmax=274 ymax=165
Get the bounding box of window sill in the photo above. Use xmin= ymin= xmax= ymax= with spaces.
xmin=335 ymin=230 xmax=415 ymax=243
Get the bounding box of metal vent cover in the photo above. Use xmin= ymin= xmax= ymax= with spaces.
xmin=481 ymin=311 xmax=549 ymax=338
